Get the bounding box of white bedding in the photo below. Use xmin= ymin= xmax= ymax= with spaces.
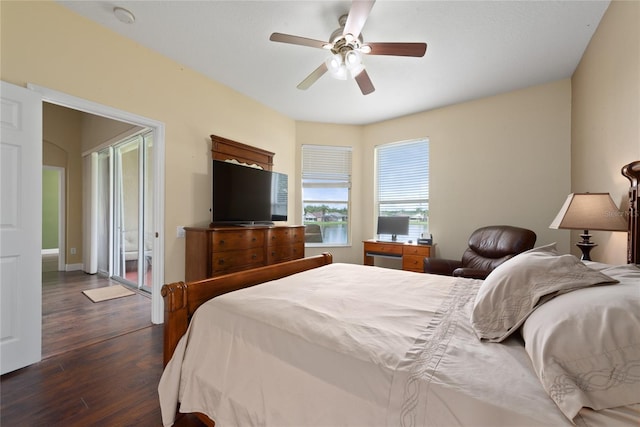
xmin=159 ymin=263 xmax=639 ymax=426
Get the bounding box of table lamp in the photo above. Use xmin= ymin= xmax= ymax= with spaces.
xmin=549 ymin=192 xmax=627 ymax=261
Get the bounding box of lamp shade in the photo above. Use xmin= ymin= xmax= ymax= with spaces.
xmin=549 ymin=193 xmax=627 ymax=231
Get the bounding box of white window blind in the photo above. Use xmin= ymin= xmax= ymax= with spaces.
xmin=302 ymin=145 xmax=352 ymax=183
xmin=376 ymin=139 xmax=429 ymax=238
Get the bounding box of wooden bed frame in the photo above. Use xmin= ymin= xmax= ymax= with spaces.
xmin=622 ymin=160 xmax=640 ymax=265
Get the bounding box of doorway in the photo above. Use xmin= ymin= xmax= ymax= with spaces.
xmin=42 ymin=166 xmax=65 ymax=272
xmin=32 ymin=84 xmax=165 ymax=324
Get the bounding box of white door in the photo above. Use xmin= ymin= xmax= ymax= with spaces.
xmin=0 ymin=81 xmax=42 ymax=374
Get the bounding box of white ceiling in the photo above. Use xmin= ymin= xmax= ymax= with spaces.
xmin=57 ymin=0 xmax=610 ymax=125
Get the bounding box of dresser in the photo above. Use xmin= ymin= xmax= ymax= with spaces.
xmin=185 ymin=225 xmax=305 ymax=282
xmin=363 ymin=239 xmax=431 ymax=273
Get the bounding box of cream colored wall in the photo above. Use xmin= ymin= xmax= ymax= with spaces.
xmin=362 ymin=79 xmax=572 ymax=260
xmin=42 ymin=103 xmax=84 ymax=266
xmin=1 ymin=1 xmax=296 ymax=282
xmin=571 ymin=0 xmax=640 ymax=264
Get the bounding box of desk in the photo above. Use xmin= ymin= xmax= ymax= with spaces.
xmin=363 ymin=239 xmax=432 ymax=273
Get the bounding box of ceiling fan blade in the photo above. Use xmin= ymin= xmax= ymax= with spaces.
xmin=354 ymin=69 xmax=375 ymax=95
xmin=343 ymin=0 xmax=375 ymax=39
xmin=297 ymin=63 xmax=329 ymax=90
xmin=366 ymin=42 xmax=427 ymax=57
xmin=269 ymin=32 xmax=327 ymax=49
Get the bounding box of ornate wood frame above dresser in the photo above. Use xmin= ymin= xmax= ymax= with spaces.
xmin=210 ymin=134 xmax=274 ymax=170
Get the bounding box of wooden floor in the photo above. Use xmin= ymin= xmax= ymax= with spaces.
xmin=0 ymin=270 xmax=205 ymax=426
xmin=41 ymin=270 xmax=153 ymax=359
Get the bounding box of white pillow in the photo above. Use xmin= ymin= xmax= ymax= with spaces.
xmin=470 ymin=243 xmax=618 ymax=342
xmin=521 ymin=263 xmax=640 ymax=420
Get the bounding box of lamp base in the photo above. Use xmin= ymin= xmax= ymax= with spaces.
xmin=577 ymin=229 xmax=596 ymax=261
xmin=576 ymin=242 xmax=597 ymax=261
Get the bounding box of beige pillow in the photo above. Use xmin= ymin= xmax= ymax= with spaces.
xmin=470 ymin=243 xmax=618 ymax=342
xmin=521 ymin=263 xmax=640 ymax=420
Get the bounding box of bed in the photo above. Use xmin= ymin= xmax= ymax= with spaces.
xmin=159 ymin=161 xmax=640 ymax=426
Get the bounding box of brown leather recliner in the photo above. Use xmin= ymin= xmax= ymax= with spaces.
xmin=423 ymin=225 xmax=537 ymax=279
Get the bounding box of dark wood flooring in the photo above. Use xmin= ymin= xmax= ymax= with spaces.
xmin=1 ymin=271 xmax=205 ymax=426
xmin=41 ymin=271 xmax=153 ymax=360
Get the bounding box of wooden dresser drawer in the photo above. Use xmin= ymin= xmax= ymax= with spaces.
xmin=267 ymin=243 xmax=304 ymax=264
xmin=403 ymin=245 xmax=430 ymax=272
xmin=403 ymin=245 xmax=431 ymax=257
xmin=402 ymin=255 xmax=426 ymax=272
xmin=212 ymin=248 xmax=264 ymax=273
xmin=211 ymin=230 xmax=264 ymax=251
xmin=402 ymin=245 xmax=430 ymax=272
xmin=363 ymin=241 xmax=403 ymax=256
xmin=267 ymin=227 xmax=304 ymax=245
xmin=186 ymin=225 xmax=305 ymax=281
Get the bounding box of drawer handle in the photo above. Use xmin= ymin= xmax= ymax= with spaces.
xmin=219 ymin=240 xmax=225 ymax=245
xmin=252 ymin=237 xmax=256 ymax=242
xmin=252 ymin=253 xmax=257 ymax=259
xmin=218 ymin=259 xmax=224 ymax=265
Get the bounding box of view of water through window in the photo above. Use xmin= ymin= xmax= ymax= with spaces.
xmin=303 ymin=220 xmax=426 ymax=245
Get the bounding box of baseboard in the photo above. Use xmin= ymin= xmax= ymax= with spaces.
xmin=65 ymin=263 xmax=84 ymax=272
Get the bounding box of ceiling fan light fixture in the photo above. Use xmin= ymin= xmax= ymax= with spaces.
xmin=326 ymin=54 xmax=348 ymax=80
xmin=345 ymin=50 xmax=361 ymax=67
xmin=345 ymin=50 xmax=364 ymax=77
xmin=326 ymin=53 xmax=343 ymax=70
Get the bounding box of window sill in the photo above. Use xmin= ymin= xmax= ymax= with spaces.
xmin=305 ymin=243 xmax=352 ymax=248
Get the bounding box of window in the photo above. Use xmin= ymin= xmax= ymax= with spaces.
xmin=302 ymin=145 xmax=352 ymax=246
xmin=375 ymin=139 xmax=429 ymax=241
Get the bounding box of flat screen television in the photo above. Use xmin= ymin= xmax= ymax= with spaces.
xmin=376 ymin=216 xmax=410 ymax=241
xmin=212 ymin=160 xmax=288 ymax=224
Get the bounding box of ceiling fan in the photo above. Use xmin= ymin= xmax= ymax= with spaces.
xmin=269 ymin=0 xmax=427 ymax=95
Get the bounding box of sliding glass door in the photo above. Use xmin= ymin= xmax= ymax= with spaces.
xmin=96 ymin=150 xmax=111 ymax=277
xmin=98 ymin=131 xmax=153 ymax=292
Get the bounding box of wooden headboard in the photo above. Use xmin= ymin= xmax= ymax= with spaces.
xmin=622 ymin=160 xmax=640 ymax=264
xmin=210 ymin=134 xmax=274 ymax=171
